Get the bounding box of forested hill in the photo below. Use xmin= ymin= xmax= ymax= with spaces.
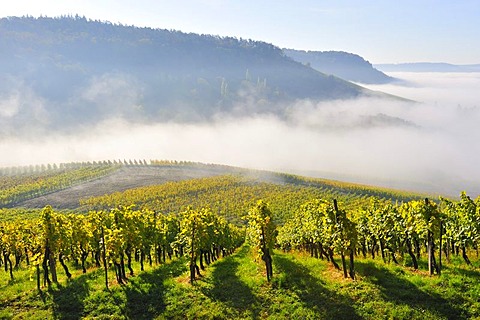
xmin=284 ymin=49 xmax=395 ymax=84
xmin=0 ymin=16 xmax=373 ymax=133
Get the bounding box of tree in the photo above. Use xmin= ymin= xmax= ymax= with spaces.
xmin=41 ymin=205 xmax=59 ymax=285
xmin=330 ymin=200 xmax=357 ymax=279
xmin=245 ymin=200 xmax=276 ymax=281
xmin=441 ymin=192 xmax=480 ymax=265
xmin=178 ymin=206 xmax=205 ymax=284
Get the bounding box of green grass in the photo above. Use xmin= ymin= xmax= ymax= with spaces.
xmin=1 ymin=248 xmax=480 ymax=319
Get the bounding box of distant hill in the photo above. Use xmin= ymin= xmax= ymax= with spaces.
xmin=0 ymin=16 xmax=384 ymax=134
xmin=11 ymin=161 xmax=423 ymax=210
xmin=375 ymin=62 xmax=480 ymax=73
xmin=284 ymin=49 xmax=395 ymax=84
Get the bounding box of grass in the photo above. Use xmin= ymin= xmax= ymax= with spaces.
xmin=1 ymin=248 xmax=480 ymax=319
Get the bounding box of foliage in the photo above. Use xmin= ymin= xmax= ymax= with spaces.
xmin=0 ymin=162 xmax=119 ymax=207
xmin=2 ymin=162 xmax=480 ymax=317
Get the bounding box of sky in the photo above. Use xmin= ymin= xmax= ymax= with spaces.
xmin=2 ymin=0 xmax=480 ymax=64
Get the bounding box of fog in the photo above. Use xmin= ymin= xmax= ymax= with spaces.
xmin=1 ymin=72 xmax=479 ymax=196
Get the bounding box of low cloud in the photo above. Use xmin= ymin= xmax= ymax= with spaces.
xmin=1 ymin=72 xmax=479 ymax=196
xmin=80 ymin=73 xmax=144 ymax=118
xmin=0 ymin=92 xmax=21 ymax=118
xmin=0 ymin=77 xmax=49 ymax=135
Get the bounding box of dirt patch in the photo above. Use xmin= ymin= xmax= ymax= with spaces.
xmin=16 ymin=165 xmax=241 ymax=209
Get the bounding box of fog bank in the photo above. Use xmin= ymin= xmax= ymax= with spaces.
xmin=2 ymin=72 xmax=480 ymax=196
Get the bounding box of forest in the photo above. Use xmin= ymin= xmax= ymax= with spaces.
xmin=0 ymin=15 xmax=378 ymax=133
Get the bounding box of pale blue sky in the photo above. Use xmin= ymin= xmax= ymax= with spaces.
xmin=2 ymin=0 xmax=479 ymax=64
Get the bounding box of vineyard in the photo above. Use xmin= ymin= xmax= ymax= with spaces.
xmin=1 ymin=161 xmax=480 ymax=319
xmin=0 ymin=162 xmax=120 ymax=208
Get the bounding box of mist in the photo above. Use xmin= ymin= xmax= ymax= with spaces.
xmin=1 ymin=72 xmax=479 ymax=196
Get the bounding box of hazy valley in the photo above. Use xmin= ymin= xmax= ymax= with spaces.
xmin=1 ymin=16 xmax=479 ymax=196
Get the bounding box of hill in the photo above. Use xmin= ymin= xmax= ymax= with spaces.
xmin=0 ymin=16 xmax=382 ymax=135
xmin=375 ymin=62 xmax=480 ymax=72
xmin=13 ymin=163 xmax=242 ymax=209
xmin=2 ymin=161 xmax=480 ymax=319
xmin=284 ymin=49 xmax=395 ymax=84
xmin=4 ymin=161 xmax=423 ymax=212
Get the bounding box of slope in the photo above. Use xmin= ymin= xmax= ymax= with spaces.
xmin=11 ymin=162 xmax=423 ymax=213
xmin=284 ymin=49 xmax=395 ymax=84
xmin=0 ymin=16 xmax=372 ymax=135
xmin=13 ymin=163 xmax=241 ymax=209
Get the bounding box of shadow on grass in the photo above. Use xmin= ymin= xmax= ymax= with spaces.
xmin=274 ymin=254 xmax=361 ymax=319
xmin=51 ymin=270 xmax=100 ymax=320
xmin=443 ymin=263 xmax=480 ymax=279
xmin=200 ymin=246 xmax=262 ymax=318
xmin=123 ymin=259 xmax=187 ymax=320
xmin=50 ymin=260 xmax=187 ymax=320
xmin=356 ymin=261 xmax=468 ymax=319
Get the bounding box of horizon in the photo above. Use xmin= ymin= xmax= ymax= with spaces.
xmin=2 ymin=0 xmax=480 ymax=65
xmin=2 ymin=14 xmax=479 ymax=67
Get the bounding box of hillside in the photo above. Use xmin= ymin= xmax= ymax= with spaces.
xmin=2 ymin=161 xmax=480 ymax=319
xmin=284 ymin=49 xmax=395 ymax=84
xmin=0 ymin=16 xmax=379 ymax=135
xmin=5 ymin=161 xmax=423 ymax=212
xmin=14 ymin=164 xmax=242 ymax=209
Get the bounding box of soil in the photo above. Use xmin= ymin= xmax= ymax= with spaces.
xmin=15 ymin=165 xmax=239 ymax=209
